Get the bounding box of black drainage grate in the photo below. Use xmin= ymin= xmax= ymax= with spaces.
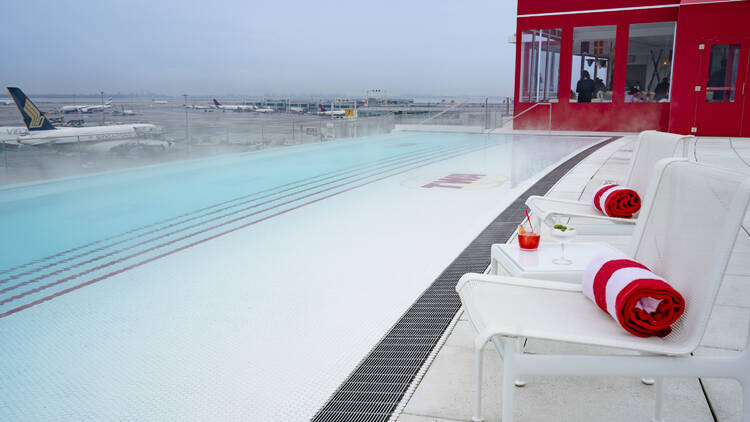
xmin=312 ymin=137 xmax=619 ymax=422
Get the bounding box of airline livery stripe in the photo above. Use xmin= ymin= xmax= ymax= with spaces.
xmin=23 ymin=100 xmax=45 ymax=129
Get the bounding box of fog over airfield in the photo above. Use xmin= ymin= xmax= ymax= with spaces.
xmin=1 ymin=0 xmax=516 ymax=97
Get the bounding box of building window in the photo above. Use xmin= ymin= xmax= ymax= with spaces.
xmin=624 ymin=22 xmax=676 ymax=103
xmin=520 ymin=29 xmax=561 ymax=103
xmin=706 ymin=44 xmax=741 ymax=103
xmin=571 ymin=25 xmax=616 ymax=103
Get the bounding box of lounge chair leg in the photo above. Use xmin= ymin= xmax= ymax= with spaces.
xmin=743 ymin=380 xmax=750 ymax=422
xmin=514 ymin=338 xmax=526 ymax=387
xmin=651 ymin=377 xmax=665 ymax=422
xmin=473 ymin=342 xmax=485 ymax=422
xmin=502 ymin=339 xmax=516 ymax=422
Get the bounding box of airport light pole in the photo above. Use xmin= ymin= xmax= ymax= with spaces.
xmin=2 ymin=139 xmax=7 ymax=177
xmin=183 ymin=94 xmax=190 ymax=155
xmin=100 ymin=91 xmax=105 ymax=125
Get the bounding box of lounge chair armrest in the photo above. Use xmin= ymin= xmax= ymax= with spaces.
xmin=543 ymin=209 xmax=637 ymax=225
xmin=526 ymin=195 xmax=590 ymax=207
xmin=456 ymin=273 xmax=582 ymax=293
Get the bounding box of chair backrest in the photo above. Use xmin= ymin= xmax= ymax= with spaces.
xmin=629 ymin=159 xmax=750 ymax=354
xmin=624 ymin=131 xmax=694 ymax=194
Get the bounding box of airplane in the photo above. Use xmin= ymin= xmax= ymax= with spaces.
xmin=212 ymin=99 xmax=255 ymax=112
xmin=1 ymin=99 xmax=13 ymax=105
xmin=317 ymin=104 xmax=346 ymax=117
xmin=185 ymin=103 xmax=214 ymax=110
xmin=6 ymin=87 xmax=170 ymax=151
xmin=289 ymin=106 xmax=305 ymax=114
xmin=80 ymin=99 xmax=112 ymax=113
xmin=112 ymin=105 xmax=138 ymax=116
xmin=152 ymin=99 xmax=168 ymax=104
xmin=61 ymin=98 xmax=113 ymax=113
xmin=254 ymin=105 xmax=274 ymax=113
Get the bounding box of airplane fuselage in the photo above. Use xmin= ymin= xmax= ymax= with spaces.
xmin=16 ymin=124 xmax=161 ymax=146
xmin=0 ymin=126 xmax=30 ymax=140
xmin=218 ymin=105 xmax=255 ymax=111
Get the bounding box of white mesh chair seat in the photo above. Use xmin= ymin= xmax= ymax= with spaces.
xmin=457 ymin=275 xmax=683 ymax=356
xmin=526 ymin=131 xmax=693 ymax=235
xmin=458 ymin=159 xmax=750 ymax=422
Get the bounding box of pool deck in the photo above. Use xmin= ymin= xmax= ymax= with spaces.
xmin=396 ymin=135 xmax=750 ymax=422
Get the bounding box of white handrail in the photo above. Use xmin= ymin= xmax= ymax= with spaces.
xmin=497 ymin=102 xmax=552 ymax=133
xmin=418 ymin=98 xmax=472 ymax=125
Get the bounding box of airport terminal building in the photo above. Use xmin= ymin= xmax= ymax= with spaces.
xmin=513 ymin=0 xmax=750 ymax=136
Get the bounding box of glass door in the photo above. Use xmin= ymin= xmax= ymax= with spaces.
xmin=694 ymin=40 xmax=749 ymax=136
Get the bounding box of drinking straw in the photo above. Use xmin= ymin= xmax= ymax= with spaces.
xmin=525 ymin=210 xmax=534 ymax=233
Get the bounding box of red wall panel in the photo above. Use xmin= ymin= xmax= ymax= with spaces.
xmin=668 ymin=1 xmax=750 ymax=135
xmin=514 ymin=0 xmax=750 ymax=135
xmin=514 ymin=6 xmax=678 ymax=132
xmin=518 ymin=0 xmax=679 ymax=16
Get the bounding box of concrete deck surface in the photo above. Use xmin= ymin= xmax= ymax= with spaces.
xmin=396 ymin=135 xmax=750 ymax=422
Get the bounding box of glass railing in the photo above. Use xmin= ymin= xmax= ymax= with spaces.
xmin=392 ymin=97 xmax=514 ymax=130
xmin=0 ymin=103 xmax=396 ymax=185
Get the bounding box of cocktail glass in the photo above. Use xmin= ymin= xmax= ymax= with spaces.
xmin=518 ymin=231 xmax=541 ymax=251
xmin=550 ymin=226 xmax=576 ymax=265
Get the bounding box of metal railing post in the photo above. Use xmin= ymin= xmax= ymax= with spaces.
xmin=484 ymin=98 xmax=490 ymax=130
xmin=2 ymin=140 xmax=7 ymax=178
xmin=549 ymin=103 xmax=552 ymax=134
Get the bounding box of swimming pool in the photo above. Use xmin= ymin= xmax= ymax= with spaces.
xmin=0 ymin=132 xmax=604 ymax=420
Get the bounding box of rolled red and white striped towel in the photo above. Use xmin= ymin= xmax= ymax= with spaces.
xmin=582 ymin=251 xmax=685 ymax=338
xmin=592 ymin=184 xmax=641 ymax=218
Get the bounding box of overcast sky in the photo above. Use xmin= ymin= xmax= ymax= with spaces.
xmin=1 ymin=1 xmax=517 ymax=97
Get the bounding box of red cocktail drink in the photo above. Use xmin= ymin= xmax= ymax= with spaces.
xmin=518 ymin=232 xmax=540 ymax=251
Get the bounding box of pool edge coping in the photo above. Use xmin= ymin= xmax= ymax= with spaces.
xmin=310 ymin=135 xmax=620 ymax=422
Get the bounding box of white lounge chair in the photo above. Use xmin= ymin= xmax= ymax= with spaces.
xmin=457 ymin=158 xmax=750 ymax=422
xmin=526 ymin=130 xmax=693 ymax=235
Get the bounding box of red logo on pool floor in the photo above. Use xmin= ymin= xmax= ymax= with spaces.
xmin=421 ymin=173 xmax=486 ymax=189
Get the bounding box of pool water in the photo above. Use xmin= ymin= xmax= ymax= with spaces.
xmin=0 ymin=132 xmax=603 ymax=420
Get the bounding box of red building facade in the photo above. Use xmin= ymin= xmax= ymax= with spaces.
xmin=513 ymin=0 xmax=750 ymax=136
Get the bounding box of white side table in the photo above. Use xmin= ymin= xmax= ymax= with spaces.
xmin=490 ymin=242 xmax=623 ymax=284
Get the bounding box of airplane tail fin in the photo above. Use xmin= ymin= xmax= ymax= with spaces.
xmin=6 ymin=87 xmax=56 ymax=131
xmin=319 ymin=105 xmax=326 ymax=112
xmin=213 ymin=99 xmax=221 ymax=107
xmin=106 ymin=97 xmax=113 ymax=105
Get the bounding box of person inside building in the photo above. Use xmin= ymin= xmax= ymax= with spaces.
xmin=625 ymin=83 xmax=643 ymax=102
xmin=654 ymin=77 xmax=670 ymax=102
xmin=576 ymin=70 xmax=595 ymax=103
xmin=593 ymin=77 xmax=605 ymax=99
xmin=708 ymin=58 xmax=728 ymax=102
